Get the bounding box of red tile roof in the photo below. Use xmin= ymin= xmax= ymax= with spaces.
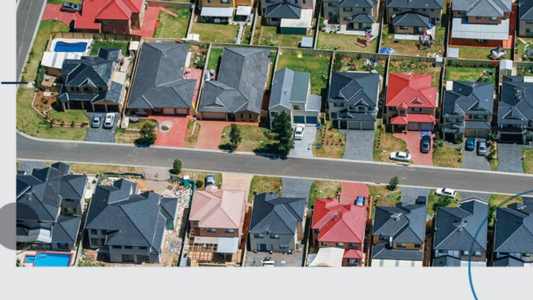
xmin=339 ymin=182 xmax=369 ymax=205
xmin=390 ymin=114 xmax=436 ymax=125
xmin=343 ymin=249 xmax=364 ymax=259
xmin=76 ymin=0 xmax=143 ymax=30
xmin=311 ymin=198 xmax=367 ymax=244
xmin=386 ymin=73 xmax=437 ymax=110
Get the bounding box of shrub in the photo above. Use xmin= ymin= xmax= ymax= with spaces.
xmin=135 ymin=122 xmax=157 ymax=146
xmin=195 ymin=180 xmax=203 ymax=189
xmin=387 ymin=176 xmax=399 ymax=191
xmin=171 ymin=159 xmax=182 ymax=175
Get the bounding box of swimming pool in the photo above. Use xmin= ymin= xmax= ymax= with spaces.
xmin=54 ymin=41 xmax=88 ymax=53
xmin=24 ymin=252 xmax=71 ymax=267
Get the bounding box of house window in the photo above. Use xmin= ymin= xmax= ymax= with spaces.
xmin=221 ymin=0 xmax=229 ymax=3
xmin=125 ymin=246 xmax=133 ymax=250
xmin=271 ymin=234 xmax=280 ymax=239
xmin=254 ymin=233 xmax=264 ymax=238
xmin=112 ymin=245 xmax=121 ymax=249
xmin=337 ymin=242 xmax=345 ymax=247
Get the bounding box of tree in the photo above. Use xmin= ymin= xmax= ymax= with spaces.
xmin=135 ymin=122 xmax=156 ymax=146
xmin=228 ymin=124 xmax=242 ymax=152
xmin=271 ymin=111 xmax=294 ymax=157
xmin=387 ymin=176 xmax=399 ymax=191
xmin=171 ymin=159 xmax=182 ymax=175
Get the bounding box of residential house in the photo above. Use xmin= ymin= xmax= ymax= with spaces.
xmin=248 ymin=192 xmax=307 ymax=253
xmin=188 ymin=185 xmax=247 ymax=264
xmin=492 ymin=198 xmax=533 ymax=267
xmin=450 ymin=0 xmax=512 ymax=43
xmin=372 ymin=196 xmax=427 ymax=267
xmin=75 ymin=0 xmax=146 ymax=34
xmin=442 ymin=81 xmax=495 ymax=142
xmin=58 ymin=48 xmax=127 ymax=112
xmin=311 ymin=197 xmax=368 ymax=266
xmin=198 ymin=0 xmax=255 ymax=23
xmin=85 ymin=179 xmax=178 ymax=264
xmin=269 ymin=68 xmax=321 ymax=127
xmin=432 ymin=198 xmax=489 ymax=267
xmin=327 ymin=71 xmax=381 ymax=130
xmin=16 ymin=162 xmax=87 ymax=251
xmin=197 ymin=47 xmax=271 ymax=122
xmin=519 ymin=0 xmax=533 ymax=37
xmin=497 ymin=76 xmax=533 ymax=144
xmin=385 ymin=72 xmax=438 ymax=132
xmin=126 ymin=42 xmax=197 ymax=116
xmin=385 ymin=0 xmax=444 ymax=35
xmin=323 ymin=0 xmax=380 ymax=34
xmin=261 ymin=0 xmax=315 ymax=34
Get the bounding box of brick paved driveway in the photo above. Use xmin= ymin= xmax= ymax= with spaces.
xmin=151 ymin=116 xmax=188 ymax=148
xmin=394 ymin=131 xmax=433 ymax=166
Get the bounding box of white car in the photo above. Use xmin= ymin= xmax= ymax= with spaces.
xmin=389 ymin=151 xmax=411 ymax=162
xmin=294 ymin=125 xmax=305 ymax=140
xmin=103 ymin=113 xmax=115 ymax=129
xmin=435 ymin=188 xmax=457 ymax=198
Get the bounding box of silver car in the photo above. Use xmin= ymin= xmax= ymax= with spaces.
xmin=477 ymin=139 xmax=488 ymax=156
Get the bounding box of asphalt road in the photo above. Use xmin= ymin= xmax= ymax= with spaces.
xmin=16 ymin=133 xmax=533 ymax=195
xmin=16 ymin=0 xmax=46 ymax=78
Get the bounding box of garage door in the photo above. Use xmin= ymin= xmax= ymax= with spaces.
xmin=348 ymin=121 xmax=363 ymax=130
xmin=306 ymin=116 xmax=318 ymax=124
xmin=293 ymin=116 xmax=305 ymax=124
xmin=499 ymin=133 xmax=524 ymax=144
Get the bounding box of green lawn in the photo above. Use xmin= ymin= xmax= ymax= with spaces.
xmin=381 ymin=27 xmax=445 ymax=57
xmin=309 ymin=181 xmax=341 ymax=208
xmin=524 ymin=148 xmax=533 ymax=174
xmin=516 ymin=37 xmax=533 ymax=62
xmin=48 ymin=107 xmax=89 ymax=124
xmin=317 ymin=32 xmax=377 ymax=53
xmin=432 ymin=140 xmax=463 ymax=168
xmin=388 ymin=58 xmax=442 ymax=87
xmin=90 ymin=40 xmax=130 ymax=56
xmin=256 ymin=25 xmax=311 ymax=48
xmin=220 ymin=125 xmax=276 ymax=152
xmin=21 ymin=20 xmax=69 ymax=82
xmin=191 ymin=23 xmax=238 ymax=44
xmin=427 ymin=191 xmax=459 ymax=216
xmin=249 ymin=176 xmax=282 ymax=203
xmin=334 ymin=52 xmax=387 ymax=75
xmin=17 ymin=88 xmax=87 ymax=140
xmin=207 ymin=47 xmax=223 ymax=71
xmin=313 ymin=121 xmax=345 ymax=159
xmin=488 ymin=194 xmax=523 ymax=225
xmin=445 ymin=66 xmax=496 ymax=84
xmin=373 ymin=122 xmax=407 ymax=162
xmin=452 ymin=45 xmax=511 ymax=60
xmin=369 ymin=185 xmax=402 ymax=207
xmin=276 ymin=49 xmax=331 ymax=95
xmin=516 ymin=63 xmax=533 ymax=77
xmin=154 ymin=8 xmax=190 ymax=39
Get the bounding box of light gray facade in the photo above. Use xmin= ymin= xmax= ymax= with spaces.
xmin=323 ymin=0 xmax=379 ymax=29
xmin=385 ymin=0 xmax=443 ymax=30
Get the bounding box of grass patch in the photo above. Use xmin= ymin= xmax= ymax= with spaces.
xmin=191 ymin=23 xmax=238 ymax=43
xmin=373 ymin=123 xmax=407 ymax=162
xmin=207 ymin=47 xmax=223 ymax=71
xmin=334 ymin=52 xmax=386 ymax=76
xmin=523 ymin=148 xmax=533 ymax=174
xmin=17 ymin=88 xmax=87 ymax=140
xmin=115 ymin=119 xmax=158 ymax=144
xmin=445 ymin=66 xmax=496 ymax=84
xmin=182 ymin=171 xmax=222 ymax=190
xmin=48 ymin=107 xmax=89 ymax=124
xmin=427 ymin=191 xmax=459 ymax=216
xmin=381 ymin=26 xmax=445 ymax=57
xmin=276 ymin=49 xmax=331 ymax=95
xmin=249 ymin=176 xmax=282 ymax=203
xmin=453 ymin=45 xmax=511 ymax=60
xmin=388 ymin=58 xmax=442 ymax=87
xmin=21 ymin=20 xmax=69 ymax=82
xmin=154 ymin=8 xmax=190 ymax=39
xmin=70 ymin=163 xmax=144 ymax=175
xmin=432 ymin=140 xmax=463 ymax=168
xmin=516 ymin=63 xmax=533 ymax=77
xmin=256 ymin=25 xmax=311 ymax=48
xmin=90 ymin=40 xmax=130 ymax=56
xmin=317 ymin=32 xmax=377 ymax=53
xmin=369 ymin=185 xmax=402 ymax=207
xmin=313 ymin=121 xmax=345 ymax=158
xmin=488 ymin=194 xmax=523 ymax=226
xmin=185 ymin=119 xmax=200 ymax=147
xmin=309 ymin=181 xmax=341 ymax=208
xmin=220 ymin=125 xmax=276 ymax=152
xmin=516 ymin=37 xmax=533 ymax=62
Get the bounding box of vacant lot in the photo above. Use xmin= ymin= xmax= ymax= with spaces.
xmin=276 ymin=49 xmax=331 ymax=95
xmin=191 ymin=23 xmax=238 ymax=44
xmin=317 ymin=32 xmax=378 ymax=53
xmin=155 ymin=7 xmax=190 ymax=39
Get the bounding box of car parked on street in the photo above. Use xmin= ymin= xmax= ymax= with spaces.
xmin=103 ymin=113 xmax=115 ymax=129
xmin=91 ymin=115 xmax=101 ymax=128
xmin=60 ymin=2 xmax=81 ymax=12
xmin=420 ymin=135 xmax=431 ymax=153
xmin=436 ymin=188 xmax=457 ymax=198
xmin=465 ymin=138 xmax=476 ymax=151
xmin=389 ymin=151 xmax=412 ymax=162
xmin=477 ymin=139 xmax=488 ymax=156
xmin=294 ymin=125 xmax=305 ymax=140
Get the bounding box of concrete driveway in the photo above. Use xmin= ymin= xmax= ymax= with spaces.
xmin=400 ymin=187 xmax=430 ymax=205
xmin=289 ymin=126 xmax=316 ymax=159
xmin=86 ymin=113 xmax=117 ymax=143
xmin=281 ymin=178 xmax=312 ymax=200
xmin=342 ymin=130 xmax=374 ymax=161
xmin=498 ymin=143 xmax=524 ymax=173
xmin=463 ymin=151 xmax=490 ymax=171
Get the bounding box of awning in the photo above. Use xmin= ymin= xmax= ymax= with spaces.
xmin=201 ymin=7 xmax=234 ymax=18
xmin=308 ymin=247 xmax=344 ymax=267
xmin=236 ymin=6 xmax=252 ymax=16
xmin=451 ymin=17 xmax=510 ymax=41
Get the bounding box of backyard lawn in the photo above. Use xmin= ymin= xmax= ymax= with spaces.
xmin=207 ymin=47 xmax=223 ymax=71
xmin=249 ymin=176 xmax=282 ymax=203
xmin=90 ymin=40 xmax=130 ymax=56
xmin=154 ymin=7 xmax=190 ymax=39
xmin=255 ymin=24 xmax=312 ymax=48
xmin=445 ymin=65 xmax=496 ymax=84
xmin=276 ymin=49 xmax=331 ymax=95
xmin=191 ymin=23 xmax=238 ymax=44
xmin=380 ymin=27 xmax=445 ymax=57
xmin=309 ymin=180 xmax=341 ymax=208
xmin=334 ymin=52 xmax=387 ymax=75
xmin=516 ymin=37 xmax=533 ymax=62
xmin=432 ymin=140 xmax=463 ymax=168
xmin=388 ymin=58 xmax=442 ymax=86
xmin=524 ymin=148 xmax=533 ymax=174
xmin=373 ymin=123 xmax=407 ymax=162
xmin=452 ymin=45 xmax=511 ymax=60
xmin=220 ymin=125 xmax=276 ymax=152
xmin=313 ymin=121 xmax=345 ymax=159
xmin=317 ymin=32 xmax=378 ymax=53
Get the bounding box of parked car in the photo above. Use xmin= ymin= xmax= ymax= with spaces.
xmin=435 ymin=188 xmax=457 ymax=198
xmin=91 ymin=115 xmax=101 ymax=128
xmin=465 ymin=138 xmax=476 ymax=151
xmin=205 ymin=175 xmax=216 ymax=187
xmin=389 ymin=151 xmax=411 ymax=162
xmin=294 ymin=125 xmax=305 ymax=140
xmin=103 ymin=113 xmax=115 ymax=129
xmin=477 ymin=139 xmax=488 ymax=156
xmin=60 ymin=2 xmax=81 ymax=12
xmin=420 ymin=135 xmax=431 ymax=153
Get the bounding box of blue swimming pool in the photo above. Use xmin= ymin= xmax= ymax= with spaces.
xmin=24 ymin=253 xmax=71 ymax=267
xmin=54 ymin=41 xmax=88 ymax=53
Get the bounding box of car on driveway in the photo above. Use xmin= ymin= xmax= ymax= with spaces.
xmin=465 ymin=138 xmax=476 ymax=151
xmin=91 ymin=115 xmax=101 ymax=128
xmin=435 ymin=188 xmax=457 ymax=198
xmin=389 ymin=151 xmax=412 ymax=162
xmin=477 ymin=139 xmax=488 ymax=156
xmin=103 ymin=113 xmax=115 ymax=129
xmin=420 ymin=135 xmax=431 ymax=153
xmin=294 ymin=125 xmax=305 ymax=140
xmin=60 ymin=2 xmax=81 ymax=12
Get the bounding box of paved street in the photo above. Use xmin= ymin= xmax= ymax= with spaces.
xmin=16 ymin=133 xmax=533 ymax=195
xmin=343 ymin=130 xmax=374 ymax=161
xmin=17 ymin=0 xmax=46 ymax=78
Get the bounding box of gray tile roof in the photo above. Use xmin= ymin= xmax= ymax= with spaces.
xmin=264 ymin=1 xmax=301 ymax=19
xmin=392 ymin=12 xmax=432 ymax=28
xmin=128 ymin=42 xmax=196 ymax=110
xmin=443 ymin=81 xmax=495 ymax=117
xmin=386 ymin=0 xmax=444 ymax=9
xmin=269 ymin=68 xmax=310 ymax=110
xmin=351 ymin=13 xmax=375 ymax=23
xmin=86 ymin=179 xmax=177 ymax=252
xmin=328 ymin=71 xmax=380 ymax=119
xmin=520 ymin=0 xmax=533 ymax=21
xmin=249 ymin=192 xmax=306 ymax=235
xmin=498 ymin=76 xmax=533 ymax=126
xmin=330 ymin=0 xmax=377 ymax=8
xmin=199 ymin=47 xmax=270 ymax=114
xmin=453 ymin=0 xmax=511 ymax=17
xmin=493 ymin=200 xmax=533 ymax=265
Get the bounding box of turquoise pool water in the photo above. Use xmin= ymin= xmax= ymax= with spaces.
xmin=24 ymin=253 xmax=71 ymax=267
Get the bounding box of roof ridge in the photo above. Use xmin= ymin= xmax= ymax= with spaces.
xmin=117 ymin=199 xmax=154 ymax=248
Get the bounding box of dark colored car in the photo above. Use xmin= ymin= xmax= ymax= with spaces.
xmin=60 ymin=2 xmax=81 ymax=13
xmin=420 ymin=135 xmax=431 ymax=153
xmin=465 ymin=138 xmax=476 ymax=151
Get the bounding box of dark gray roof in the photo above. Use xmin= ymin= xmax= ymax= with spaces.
xmin=85 ymin=179 xmax=177 ymax=252
xmin=453 ymin=0 xmax=511 ymax=17
xmin=128 ymin=42 xmax=196 ymax=110
xmin=351 ymin=13 xmax=375 ymax=23
xmin=328 ymin=71 xmax=380 ymax=110
xmin=264 ymin=1 xmax=301 ymax=19
xmin=386 ymin=0 xmax=443 ymax=9
xmin=520 ymin=0 xmax=533 ymax=21
xmin=269 ymin=68 xmax=310 ymax=110
xmin=249 ymin=192 xmax=306 ymax=235
xmin=332 ymin=0 xmax=377 ymax=8
xmin=392 ymin=12 xmax=432 ymax=28
xmin=493 ymin=256 xmax=526 ymax=267
xmin=432 ymin=255 xmax=462 ymax=266
xmin=373 ymin=202 xmax=426 ymax=245
xmin=433 ymin=199 xmax=488 ymax=253
xmin=199 ymin=47 xmax=270 ymax=114
xmin=443 ymin=81 xmax=495 ymax=117
xmin=493 ymin=200 xmax=533 ymax=255
xmin=372 ymin=244 xmax=424 ymax=261
xmin=498 ymin=76 xmax=533 ymax=125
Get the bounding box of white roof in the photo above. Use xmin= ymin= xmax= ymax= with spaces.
xmin=451 ymin=17 xmax=510 ymax=40
xmin=193 ymin=236 xmax=240 ymax=254
xmin=308 ymin=247 xmax=344 ymax=267
xmin=236 ymin=6 xmax=252 ymax=16
xmin=200 ymin=7 xmax=234 ymax=18
xmin=280 ymin=9 xmax=313 ymax=29
xmin=372 ymin=259 xmax=423 ymax=267
xmin=499 ymin=59 xmax=513 ymax=70
xmin=41 ymin=51 xmax=84 ymax=69
xmin=129 ymin=41 xmax=140 ymax=51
